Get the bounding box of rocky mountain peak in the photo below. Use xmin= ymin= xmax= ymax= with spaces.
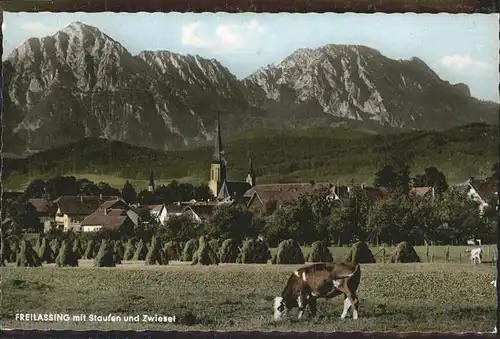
xmin=2 ymin=22 xmax=498 ymax=156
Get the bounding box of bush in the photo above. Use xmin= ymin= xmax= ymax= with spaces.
xmin=145 ymin=236 xmax=168 ymax=265
xmin=238 ymin=238 xmax=271 ymax=264
xmin=218 ymin=239 xmax=240 ymax=263
xmin=132 ymin=239 xmax=148 ymax=260
xmin=307 ymin=241 xmax=334 ymax=262
xmin=164 ymin=241 xmax=182 ymax=261
xmin=390 ymin=241 xmax=421 ymax=263
xmin=275 ymin=239 xmax=305 ymax=265
xmin=38 ymin=237 xmax=56 ymax=263
xmin=16 ymin=240 xmax=42 ymax=267
xmin=191 ymin=236 xmax=219 ymax=265
xmin=345 ymin=241 xmax=376 ymax=264
xmin=83 ymin=240 xmax=97 ymax=259
xmin=55 ymin=240 xmax=79 ymax=267
xmin=93 ymin=239 xmax=117 ymax=267
xmin=182 ymin=238 xmax=199 ymax=262
xmin=123 ymin=238 xmax=136 ymax=260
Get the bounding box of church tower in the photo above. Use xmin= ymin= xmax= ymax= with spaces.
xmin=246 ymin=156 xmax=256 ymax=187
xmin=148 ymin=169 xmax=155 ymax=192
xmin=208 ymin=112 xmax=227 ymax=198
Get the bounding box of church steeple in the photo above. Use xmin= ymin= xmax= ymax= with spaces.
xmin=246 ymin=156 xmax=256 ymax=187
xmin=213 ymin=111 xmax=224 ymax=163
xmin=208 ymin=112 xmax=227 ymax=198
xmin=148 ymin=169 xmax=155 ymax=192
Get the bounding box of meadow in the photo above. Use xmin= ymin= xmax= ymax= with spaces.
xmin=2 ymin=245 xmax=497 ymax=332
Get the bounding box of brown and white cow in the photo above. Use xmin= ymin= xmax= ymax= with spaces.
xmin=273 ymin=261 xmax=361 ymax=321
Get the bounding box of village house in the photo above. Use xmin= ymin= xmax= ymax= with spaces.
xmin=463 ymin=177 xmax=498 ymax=214
xmin=52 ymin=195 xmax=117 ymax=231
xmin=183 ymin=204 xmax=216 ymax=223
xmin=244 ymin=182 xmax=347 ymax=212
xmin=80 ymin=198 xmax=139 ymax=232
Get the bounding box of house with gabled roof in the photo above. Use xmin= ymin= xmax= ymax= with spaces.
xmin=80 ymin=197 xmax=139 ymax=232
xmin=464 ymin=177 xmax=498 ymax=214
xmin=53 ymin=195 xmax=118 ymax=231
xmin=183 ymin=204 xmax=216 ymax=223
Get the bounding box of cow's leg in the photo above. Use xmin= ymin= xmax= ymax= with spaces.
xmin=308 ymin=297 xmax=317 ymax=317
xmin=341 ymin=293 xmax=359 ymax=320
xmin=297 ymin=294 xmax=307 ymax=320
xmin=340 ymin=296 xmax=350 ymax=319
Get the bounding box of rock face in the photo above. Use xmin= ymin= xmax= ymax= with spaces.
xmin=3 ymin=22 xmax=498 ymax=155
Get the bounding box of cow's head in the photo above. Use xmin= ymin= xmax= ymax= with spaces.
xmin=273 ymin=297 xmax=286 ymax=321
xmin=273 ymin=296 xmax=298 ymax=321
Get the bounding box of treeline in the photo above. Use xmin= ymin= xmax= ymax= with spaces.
xmin=3 ymin=123 xmax=498 ymax=189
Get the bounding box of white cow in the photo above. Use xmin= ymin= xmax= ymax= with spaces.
xmin=465 ymin=247 xmax=482 ymax=264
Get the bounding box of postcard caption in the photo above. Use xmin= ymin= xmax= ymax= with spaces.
xmin=15 ymin=313 xmax=176 ymax=323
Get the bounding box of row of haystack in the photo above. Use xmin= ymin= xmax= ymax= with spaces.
xmin=0 ymin=235 xmax=80 ymax=267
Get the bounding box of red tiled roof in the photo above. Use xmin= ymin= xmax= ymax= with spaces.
xmin=53 ymin=195 xmax=117 ymax=216
xmin=409 ymin=187 xmax=433 ymax=196
xmin=470 ymin=179 xmax=498 ymax=202
xmin=80 ymin=208 xmax=128 ymax=230
xmin=28 ymin=198 xmax=57 ymax=215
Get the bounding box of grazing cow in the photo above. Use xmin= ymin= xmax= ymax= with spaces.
xmin=273 ymin=262 xmax=361 ymax=321
xmin=465 ymin=247 xmax=482 ymax=264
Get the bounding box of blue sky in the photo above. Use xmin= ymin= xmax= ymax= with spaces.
xmin=3 ymin=12 xmax=499 ymax=102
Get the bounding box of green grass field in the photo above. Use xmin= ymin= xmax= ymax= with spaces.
xmin=2 ymin=257 xmax=497 ymax=332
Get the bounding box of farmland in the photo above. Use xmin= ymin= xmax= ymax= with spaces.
xmin=2 ymin=245 xmax=497 ymax=332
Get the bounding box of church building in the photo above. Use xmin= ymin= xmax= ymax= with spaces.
xmin=208 ymin=113 xmax=256 ymax=203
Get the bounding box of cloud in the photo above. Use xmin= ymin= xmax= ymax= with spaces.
xmin=441 ymin=54 xmax=493 ymax=72
xmin=21 ymin=22 xmax=59 ymax=36
xmin=180 ymin=19 xmax=265 ymax=53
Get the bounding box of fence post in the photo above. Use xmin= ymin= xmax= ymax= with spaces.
xmin=425 ymin=243 xmax=430 ymax=263
xmin=459 ymin=252 xmax=462 ymax=263
xmin=445 ymin=246 xmax=450 ymax=262
xmin=382 ymin=248 xmax=386 ymax=263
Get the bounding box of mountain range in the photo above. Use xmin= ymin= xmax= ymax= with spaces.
xmin=2 ymin=21 xmax=498 ymax=156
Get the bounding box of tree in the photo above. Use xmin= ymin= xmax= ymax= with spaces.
xmin=137 ymin=190 xmax=157 ymax=205
xmin=394 ymin=163 xmax=411 ymax=196
xmin=97 ymin=182 xmax=121 ymax=196
xmin=121 ymin=181 xmax=137 ymax=204
xmin=367 ymin=195 xmax=420 ymax=245
xmin=25 ymin=179 xmax=46 ymax=198
xmin=433 ymin=189 xmax=484 ymax=244
xmin=330 ymin=185 xmax=372 ymax=244
xmin=6 ymin=198 xmax=41 ymax=233
xmin=373 ymin=165 xmax=398 ymax=188
xmin=45 ymin=176 xmax=79 ymax=200
xmin=162 ymin=215 xmax=201 ymax=243
xmin=206 ymin=205 xmax=255 ymax=242
xmin=413 ymin=166 xmax=449 ymax=195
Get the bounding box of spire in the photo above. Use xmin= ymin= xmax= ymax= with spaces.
xmin=148 ymin=169 xmax=155 ymax=192
xmin=249 ymin=156 xmax=254 ymax=174
xmin=213 ymin=112 xmax=225 ymax=165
